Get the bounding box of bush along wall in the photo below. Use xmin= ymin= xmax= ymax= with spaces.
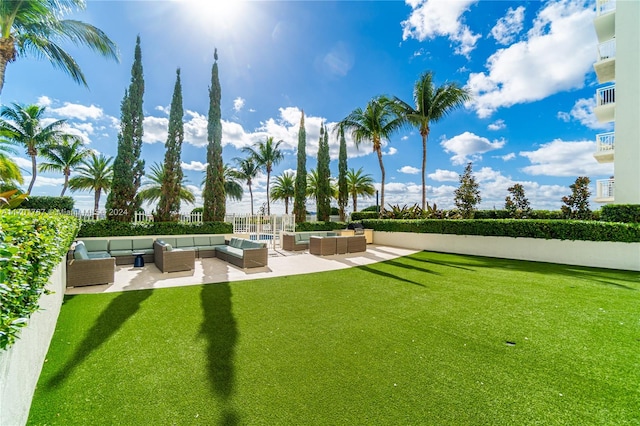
xmin=0 ymin=211 xmax=79 ymax=350
xmin=601 ymin=204 xmax=640 ymax=223
xmin=296 ymin=221 xmax=347 ymax=232
xmin=77 ymin=220 xmax=233 ymax=238
xmin=360 ymin=219 xmax=640 ymax=243
xmin=20 ymin=196 xmax=74 ymax=212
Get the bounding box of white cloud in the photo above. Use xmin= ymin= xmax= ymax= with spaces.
xmin=399 ymin=166 xmax=420 ymax=174
xmin=440 ymin=131 xmax=506 ymax=165
xmin=557 ymin=97 xmax=613 ymax=130
xmin=142 ymin=116 xmax=169 ymax=144
xmin=37 ymin=96 xmax=52 ymax=107
xmin=499 ymin=153 xmax=516 ymax=161
xmin=519 ymin=139 xmax=613 ymax=177
xmin=48 ymin=102 xmax=104 ymax=121
xmin=487 ymin=119 xmax=506 ymax=131
xmin=428 ymin=169 xmax=459 ymax=182
xmin=233 ymin=97 xmax=245 ymax=112
xmin=182 ymin=161 xmax=207 ymax=171
xmin=11 ymin=156 xmax=32 ymax=169
xmin=466 ymin=0 xmax=596 ymax=118
xmin=401 ymin=0 xmax=480 ymax=57
xmin=384 ymin=147 xmax=398 ymax=156
xmin=490 ymin=6 xmax=525 ymax=45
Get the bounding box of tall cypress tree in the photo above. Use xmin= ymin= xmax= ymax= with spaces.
xmin=316 ymin=124 xmax=331 ymax=221
xmin=293 ymin=110 xmax=307 ymax=223
xmin=106 ymin=35 xmax=145 ymax=221
xmin=203 ymin=48 xmax=225 ymax=221
xmin=337 ymin=125 xmax=348 ymax=221
xmin=157 ymin=68 xmax=184 ymax=222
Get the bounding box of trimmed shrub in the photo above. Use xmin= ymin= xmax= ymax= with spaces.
xmin=21 ymin=196 xmax=74 ymax=212
xmin=601 ymin=204 xmax=640 ymax=223
xmin=474 ymin=210 xmax=511 ymax=219
xmin=360 ymin=218 xmax=640 ymax=243
xmin=0 ymin=211 xmax=79 ymax=350
xmin=351 ymin=211 xmax=378 ymax=221
xmin=78 ymin=220 xmax=232 ymax=237
xmin=296 ymin=221 xmax=347 ymax=232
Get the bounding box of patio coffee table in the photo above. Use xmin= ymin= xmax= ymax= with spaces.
xmin=133 ymin=252 xmax=145 ymax=267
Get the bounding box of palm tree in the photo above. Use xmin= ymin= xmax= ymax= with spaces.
xmin=338 ymin=96 xmax=402 ymax=214
xmin=0 ymin=103 xmax=68 ymax=194
xmin=0 ymin=0 xmax=119 ymax=95
xmin=201 ymin=163 xmax=243 ymax=202
xmin=39 ymin=135 xmax=89 ymax=196
xmin=307 ymin=168 xmax=338 ymax=211
xmin=69 ymin=152 xmax=113 ymax=219
xmin=394 ymin=71 xmax=471 ymax=209
xmin=230 ymin=157 xmax=260 ymax=215
xmin=138 ymin=162 xmax=195 ymax=209
xmin=270 ymin=171 xmax=295 ymax=214
xmin=0 ymin=138 xmax=23 ymax=186
xmin=242 ymin=136 xmax=284 ymax=215
xmin=346 ymin=167 xmax=375 ymax=212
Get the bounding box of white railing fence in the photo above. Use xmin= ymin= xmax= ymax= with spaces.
xmin=224 ymin=214 xmax=295 ymax=249
xmin=597 ymin=38 xmax=616 ymax=61
xmin=596 ymin=0 xmax=616 ymax=15
xmin=596 ymin=179 xmax=615 ymax=199
xmin=596 ymin=85 xmax=615 ymax=107
xmin=596 ymin=132 xmax=615 ymax=152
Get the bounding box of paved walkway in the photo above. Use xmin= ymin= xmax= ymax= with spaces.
xmin=66 ymin=244 xmax=420 ymax=295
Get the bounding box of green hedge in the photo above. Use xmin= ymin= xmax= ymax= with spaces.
xmin=351 ymin=211 xmax=378 ymax=221
xmin=296 ymin=221 xmax=347 ymax=232
xmin=601 ymin=204 xmax=640 ymax=223
xmin=0 ymin=211 xmax=79 ymax=350
xmin=20 ymin=196 xmax=74 ymax=211
xmin=360 ymin=219 xmax=640 ymax=243
xmin=77 ymin=220 xmax=232 ymax=237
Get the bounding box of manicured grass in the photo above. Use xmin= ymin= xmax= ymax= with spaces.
xmin=28 ymin=252 xmax=639 ymax=425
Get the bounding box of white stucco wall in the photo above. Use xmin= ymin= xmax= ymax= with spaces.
xmin=0 ymin=257 xmax=66 ymax=426
xmin=373 ymin=232 xmax=640 ymax=271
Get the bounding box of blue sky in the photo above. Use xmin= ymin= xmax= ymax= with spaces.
xmin=1 ymin=0 xmax=613 ymax=215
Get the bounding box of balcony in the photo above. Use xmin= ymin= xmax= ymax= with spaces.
xmin=594 ymin=132 xmax=615 ymax=163
xmin=595 ymin=178 xmax=615 ymax=203
xmin=594 ymin=0 xmax=615 ymax=42
xmin=594 ymin=85 xmax=615 ymax=123
xmin=594 ymin=39 xmax=615 ymax=83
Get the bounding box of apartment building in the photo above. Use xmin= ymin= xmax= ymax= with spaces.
xmin=592 ymin=0 xmax=640 ymax=204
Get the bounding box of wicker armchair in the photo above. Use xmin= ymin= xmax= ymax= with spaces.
xmin=153 ymin=241 xmax=196 ymax=273
xmin=66 ymin=251 xmax=115 ymax=287
xmin=309 ymin=236 xmax=336 ymax=256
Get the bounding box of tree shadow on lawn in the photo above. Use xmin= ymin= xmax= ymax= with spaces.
xmin=413 ymin=252 xmax=639 ymax=291
xmin=47 ymin=288 xmax=153 ymax=388
xmin=356 ymin=264 xmax=427 ymax=287
xmin=200 ymin=282 xmax=239 ymax=426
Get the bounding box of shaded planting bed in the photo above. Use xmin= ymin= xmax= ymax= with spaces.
xmin=28 ymin=252 xmax=639 ymax=425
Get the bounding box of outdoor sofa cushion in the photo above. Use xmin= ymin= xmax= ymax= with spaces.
xmin=132 ymin=238 xmax=154 ymax=254
xmin=83 ymin=239 xmax=109 ymax=252
xmin=109 ymin=239 xmax=134 ymax=257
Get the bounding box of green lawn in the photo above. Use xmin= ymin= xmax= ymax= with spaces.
xmin=28 ymin=252 xmax=639 ymax=425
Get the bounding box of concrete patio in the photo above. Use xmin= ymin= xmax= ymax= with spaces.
xmin=66 ymin=244 xmax=420 ymax=294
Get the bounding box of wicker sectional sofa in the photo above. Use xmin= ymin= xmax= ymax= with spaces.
xmin=67 ymin=235 xmax=268 ymax=287
xmin=282 ymin=231 xmax=339 ymax=251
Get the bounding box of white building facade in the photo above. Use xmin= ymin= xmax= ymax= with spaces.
xmin=593 ymin=0 xmax=640 ymax=204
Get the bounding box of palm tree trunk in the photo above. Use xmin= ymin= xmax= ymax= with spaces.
xmin=249 ymin=184 xmax=254 ymax=215
xmin=61 ymin=171 xmax=70 ymax=197
xmin=421 ymin=133 xmax=427 ymax=210
xmin=27 ymin=154 xmax=37 ymax=194
xmin=352 ymin=194 xmax=357 ymax=212
xmin=266 ymin=171 xmax=271 ymax=215
xmin=285 ymin=197 xmax=289 ymax=215
xmin=376 ymin=148 xmax=385 ymax=215
xmin=93 ymin=189 xmax=101 ymax=220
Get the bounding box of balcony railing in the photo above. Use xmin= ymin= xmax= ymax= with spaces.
xmin=596 ymin=85 xmax=615 ymax=107
xmin=596 ymin=132 xmax=615 ymax=152
xmin=597 ymin=39 xmax=616 ymax=61
xmin=596 ymin=0 xmax=616 ymax=15
xmin=596 ymin=178 xmax=615 ymax=199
